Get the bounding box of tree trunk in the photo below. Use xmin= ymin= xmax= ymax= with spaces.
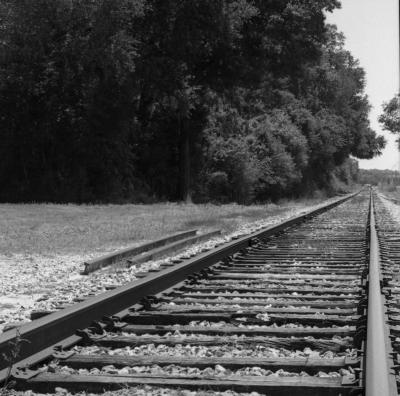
xmin=179 ymin=116 xmax=191 ymax=203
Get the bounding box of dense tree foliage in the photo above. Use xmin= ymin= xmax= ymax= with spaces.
xmin=0 ymin=0 xmax=384 ymax=203
xmin=379 ymin=94 xmax=400 ymax=148
xmin=359 ymin=169 xmax=400 ymax=187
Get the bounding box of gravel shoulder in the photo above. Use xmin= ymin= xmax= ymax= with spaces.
xmin=378 ymin=194 xmax=400 ymax=224
xmin=4 ymin=386 xmax=267 ymax=396
xmin=0 ymin=197 xmax=343 ymax=333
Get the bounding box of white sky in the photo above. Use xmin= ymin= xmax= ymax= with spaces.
xmin=326 ymin=0 xmax=399 ymax=170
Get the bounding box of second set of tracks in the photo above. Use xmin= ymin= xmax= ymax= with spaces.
xmin=0 ymin=190 xmax=398 ymax=395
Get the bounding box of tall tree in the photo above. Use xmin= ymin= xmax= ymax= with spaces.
xmin=379 ymin=94 xmax=400 ymax=148
xmin=0 ymin=0 xmax=146 ymax=201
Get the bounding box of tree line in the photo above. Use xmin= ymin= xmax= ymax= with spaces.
xmin=0 ymin=0 xmax=385 ymax=203
xmin=359 ymin=169 xmax=400 ymax=187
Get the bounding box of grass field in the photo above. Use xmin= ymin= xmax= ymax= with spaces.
xmin=0 ymin=199 xmax=326 ymax=256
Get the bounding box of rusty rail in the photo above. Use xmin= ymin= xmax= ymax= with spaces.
xmin=0 ymin=192 xmax=358 ymax=380
xmin=365 ymin=192 xmax=397 ymax=396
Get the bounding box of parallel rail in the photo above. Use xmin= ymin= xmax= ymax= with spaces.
xmin=0 ymin=190 xmax=398 ymax=395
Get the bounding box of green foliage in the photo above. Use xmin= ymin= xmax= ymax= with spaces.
xmin=380 ymin=94 xmax=400 ymax=133
xmin=1 ymin=329 xmax=29 ymax=394
xmin=359 ymin=169 xmax=400 ymax=187
xmin=248 ymin=110 xmax=308 ymax=200
xmin=198 ymin=102 xmax=257 ymax=203
xmin=0 ymin=0 xmax=146 ymax=202
xmin=379 ymin=94 xmax=400 ymax=149
xmin=0 ymin=0 xmax=385 ymax=203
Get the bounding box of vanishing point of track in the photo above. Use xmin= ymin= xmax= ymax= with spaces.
xmin=0 ymin=189 xmax=398 ymax=395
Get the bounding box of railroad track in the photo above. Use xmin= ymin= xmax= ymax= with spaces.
xmin=0 ymin=190 xmax=398 ymax=395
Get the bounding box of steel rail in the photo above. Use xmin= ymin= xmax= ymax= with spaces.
xmin=365 ymin=192 xmax=397 ymax=396
xmin=0 ymin=192 xmax=358 ymax=378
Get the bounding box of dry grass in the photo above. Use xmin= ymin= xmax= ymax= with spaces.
xmin=0 ymin=199 xmax=324 ymax=256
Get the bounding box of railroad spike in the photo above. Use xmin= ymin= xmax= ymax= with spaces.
xmin=52 ymin=349 xmax=75 ymax=360
xmin=357 ymin=298 xmax=367 ymax=315
xmin=75 ymin=329 xmax=97 ymax=344
xmin=140 ymin=297 xmax=153 ymax=310
xmin=200 ymin=269 xmax=210 ymax=278
xmin=102 ymin=314 xmax=121 ymax=323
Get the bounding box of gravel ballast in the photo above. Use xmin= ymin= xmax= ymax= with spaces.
xmin=0 ymin=198 xmax=343 ymax=333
